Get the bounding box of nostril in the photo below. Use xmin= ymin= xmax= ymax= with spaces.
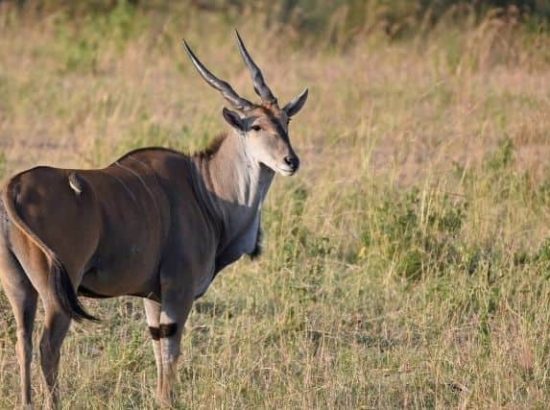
xmin=284 ymin=156 xmax=299 ymax=170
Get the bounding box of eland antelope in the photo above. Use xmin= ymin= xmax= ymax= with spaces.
xmin=0 ymin=30 xmax=308 ymax=408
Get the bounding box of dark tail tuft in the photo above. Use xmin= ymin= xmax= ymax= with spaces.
xmin=50 ymin=257 xmax=98 ymax=322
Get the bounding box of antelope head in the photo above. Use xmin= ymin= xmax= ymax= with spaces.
xmin=183 ymin=30 xmax=308 ymax=176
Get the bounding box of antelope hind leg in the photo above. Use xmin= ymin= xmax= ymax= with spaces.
xmin=0 ymin=246 xmax=38 ymax=409
xmin=39 ymin=302 xmax=71 ymax=410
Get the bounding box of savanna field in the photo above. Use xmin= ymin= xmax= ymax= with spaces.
xmin=0 ymin=1 xmax=549 ymax=408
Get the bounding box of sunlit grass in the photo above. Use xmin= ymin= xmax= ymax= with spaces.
xmin=0 ymin=3 xmax=549 ymax=409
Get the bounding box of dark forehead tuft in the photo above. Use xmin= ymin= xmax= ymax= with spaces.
xmin=248 ymin=105 xmax=288 ymax=138
xmin=262 ymin=102 xmax=283 ymax=115
xmin=251 ymin=104 xmax=285 ymax=122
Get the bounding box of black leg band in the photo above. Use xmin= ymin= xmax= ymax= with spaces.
xmin=149 ymin=323 xmax=177 ymax=339
xmin=159 ymin=323 xmax=177 ymax=338
xmin=149 ymin=326 xmax=160 ymax=341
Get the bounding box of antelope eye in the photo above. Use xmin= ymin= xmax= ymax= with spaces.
xmin=251 ymin=125 xmax=262 ymax=132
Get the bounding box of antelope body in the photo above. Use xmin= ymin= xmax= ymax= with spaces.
xmin=0 ymin=31 xmax=308 ymax=408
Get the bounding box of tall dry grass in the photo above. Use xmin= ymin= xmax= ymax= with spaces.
xmin=0 ymin=3 xmax=549 ymax=409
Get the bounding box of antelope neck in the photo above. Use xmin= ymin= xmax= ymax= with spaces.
xmin=195 ymin=131 xmax=274 ymax=247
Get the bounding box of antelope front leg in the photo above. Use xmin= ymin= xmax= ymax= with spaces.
xmin=154 ymin=252 xmax=195 ymax=408
xmin=143 ymin=299 xmax=163 ymax=399
xmin=156 ymin=289 xmax=193 ymax=407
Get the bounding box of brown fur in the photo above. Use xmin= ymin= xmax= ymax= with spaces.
xmin=0 ymin=33 xmax=308 ymax=409
xmin=0 ymin=131 xmax=290 ymax=408
xmin=194 ymin=133 xmax=228 ymax=159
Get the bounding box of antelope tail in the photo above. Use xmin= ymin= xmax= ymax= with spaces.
xmin=2 ymin=181 xmax=97 ymax=322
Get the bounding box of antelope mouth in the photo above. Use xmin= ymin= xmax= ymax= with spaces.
xmin=276 ymin=166 xmax=297 ymax=176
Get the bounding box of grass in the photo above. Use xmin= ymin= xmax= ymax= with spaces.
xmin=0 ymin=2 xmax=549 ymax=409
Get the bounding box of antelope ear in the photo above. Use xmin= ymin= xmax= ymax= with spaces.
xmin=283 ymin=88 xmax=308 ymax=117
xmin=222 ymin=107 xmax=245 ymax=131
